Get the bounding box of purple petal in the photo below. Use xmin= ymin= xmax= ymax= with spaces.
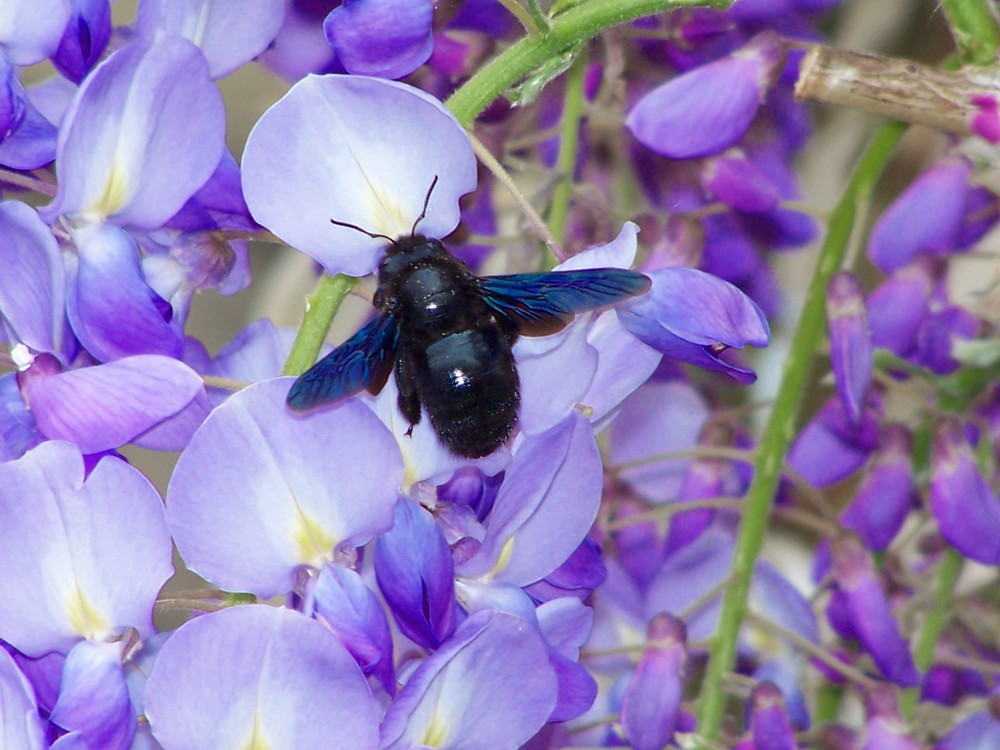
xmin=374 ymin=498 xmax=457 ymax=649
xmin=619 ymin=266 xmax=769 ymax=383
xmin=242 ymin=75 xmax=476 ymax=276
xmin=937 ymin=708 xmax=1000 ymax=750
xmin=867 ymin=261 xmax=932 ymax=355
xmin=840 ymin=425 xmax=913 ymax=550
xmin=380 ymin=610 xmax=558 ymax=750
xmin=626 ymin=32 xmax=785 ymax=159
xmin=703 ymin=153 xmax=783 ymax=212
xmin=930 ymin=418 xmax=1000 ymax=564
xmin=130 ymin=386 xmax=212 ymax=451
xmin=748 ymin=681 xmax=796 ymax=750
xmin=166 ymin=378 xmax=403 ymax=597
xmin=49 ymin=641 xmax=135 ymax=750
xmin=609 ymin=380 xmax=709 ymax=503
xmin=0 ymin=90 xmax=58 ymax=169
xmin=43 ymin=33 xmax=225 ymax=228
xmin=136 ymin=0 xmax=285 ymax=79
xmin=868 ymin=156 xmax=973 ymax=273
xmin=144 ymin=605 xmax=378 ymax=749
xmin=752 ymin=659 xmax=811 ymax=730
xmin=0 ymin=442 xmax=172 ymax=656
xmin=829 ymin=535 xmax=919 ymax=687
xmin=457 ymin=414 xmax=602 ymax=586
xmin=312 ymin=562 xmax=395 ymax=694
xmin=0 ymin=0 xmax=72 ymax=65
xmin=0 ymin=372 xmax=39 ymax=461
xmin=0 ymin=200 xmax=70 ymax=358
xmin=787 ymin=396 xmax=881 ymax=487
xmin=621 ymin=614 xmax=686 ymax=750
xmin=970 ymin=94 xmax=1000 ymax=143
xmin=324 ymin=0 xmax=434 ymax=79
xmin=863 ymin=685 xmax=920 ymax=750
xmin=52 ymin=0 xmax=112 ymax=83
xmin=23 ymin=355 xmax=203 ymax=453
xmin=827 ymin=271 xmax=872 ymax=423
xmin=915 ymin=305 xmax=980 ymax=374
xmin=65 ymin=223 xmax=183 ymax=361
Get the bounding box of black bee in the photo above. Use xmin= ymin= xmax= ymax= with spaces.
xmin=287 ymin=180 xmax=650 ymax=458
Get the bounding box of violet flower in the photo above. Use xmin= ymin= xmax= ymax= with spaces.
xmin=323 ymin=0 xmax=434 ymax=79
xmin=620 ymin=613 xmax=687 ymax=750
xmin=827 ymin=270 xmax=872 ymax=424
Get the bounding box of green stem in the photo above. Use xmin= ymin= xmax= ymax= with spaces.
xmin=694 ymin=120 xmax=907 ymax=745
xmin=497 ymin=0 xmax=546 ymax=35
xmin=900 ymin=546 xmax=964 ymax=718
xmin=445 ymin=0 xmax=732 ymax=128
xmin=546 ymin=49 xmax=588 ymax=251
xmin=281 ymin=274 xmax=357 ymax=376
xmin=940 ymin=0 xmax=1000 ymax=65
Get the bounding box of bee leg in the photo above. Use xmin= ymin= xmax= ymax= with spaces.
xmin=395 ymin=354 xmax=422 ymax=437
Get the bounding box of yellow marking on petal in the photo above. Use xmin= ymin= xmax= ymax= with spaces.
xmin=240 ymin=709 xmax=271 ymax=750
xmin=291 ymin=508 xmax=336 ymax=568
xmin=65 ymin=580 xmax=109 ymax=640
xmin=420 ymin=710 xmax=450 ymax=748
xmin=486 ymin=537 xmax=515 ymax=578
xmin=366 ymin=183 xmax=411 ymax=238
xmin=88 ymin=156 xmax=132 ymax=220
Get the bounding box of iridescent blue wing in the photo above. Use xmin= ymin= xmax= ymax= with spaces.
xmin=479 ymin=269 xmax=651 ymax=336
xmin=287 ymin=313 xmax=400 ymax=410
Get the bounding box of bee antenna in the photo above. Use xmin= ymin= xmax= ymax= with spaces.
xmin=410 ymin=175 xmax=439 ymax=236
xmin=329 ymin=218 xmax=395 ymax=244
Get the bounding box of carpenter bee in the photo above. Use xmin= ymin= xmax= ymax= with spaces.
xmin=287 ymin=179 xmax=651 ymax=458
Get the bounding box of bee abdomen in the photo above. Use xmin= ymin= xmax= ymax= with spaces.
xmin=416 ymin=327 xmax=519 ymax=458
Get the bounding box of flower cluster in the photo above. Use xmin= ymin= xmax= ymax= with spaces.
xmin=1 ymin=1 xmax=1000 ymax=749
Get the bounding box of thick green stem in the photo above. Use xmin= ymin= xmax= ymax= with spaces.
xmin=546 ymin=50 xmax=588 ymax=251
xmin=446 ymin=0 xmax=731 ymax=128
xmin=694 ymin=120 xmax=907 ymax=745
xmin=900 ymin=546 xmax=964 ymax=718
xmin=941 ymin=0 xmax=1000 ymax=65
xmin=281 ymin=274 xmax=357 ymax=376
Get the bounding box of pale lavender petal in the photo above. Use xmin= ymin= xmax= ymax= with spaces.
xmin=626 ymin=32 xmax=784 ymax=159
xmin=43 ymin=33 xmax=225 ymax=228
xmin=380 ymin=610 xmax=558 ymax=750
xmin=0 ymin=442 xmax=172 ymax=656
xmin=136 ymin=0 xmax=285 ymax=79
xmin=0 ymin=648 xmax=46 ymax=749
xmin=0 ymin=0 xmax=72 ymax=65
xmin=609 ymin=380 xmax=709 ymax=503
xmin=130 ymin=387 xmax=212 ymax=451
xmin=311 ymin=562 xmax=395 ymax=694
xmin=514 ymin=320 xmax=597 ymax=436
xmin=555 ymin=221 xmax=639 ymax=271
xmin=938 ymin=710 xmax=1000 ymax=750
xmin=457 ymin=414 xmax=602 ymax=586
xmin=23 ymin=355 xmax=203 ymax=453
xmin=65 ymin=223 xmax=183 ymax=361
xmin=0 ymin=200 xmax=69 ymax=358
xmin=145 ymin=605 xmax=378 ymax=750
xmin=49 ymin=641 xmax=134 ymax=750
xmin=581 ymin=310 xmax=661 ymax=428
xmin=0 ymin=372 xmax=39 ymax=461
xmin=166 ymin=378 xmax=403 ymax=597
xmin=242 ymin=75 xmax=476 ymax=276
xmin=324 ymin=0 xmax=433 ymax=79
xmin=367 ymin=374 xmax=511 ymax=487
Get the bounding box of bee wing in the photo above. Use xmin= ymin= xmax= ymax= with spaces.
xmin=479 ymin=269 xmax=651 ymax=336
xmin=286 ymin=313 xmax=400 ymax=410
